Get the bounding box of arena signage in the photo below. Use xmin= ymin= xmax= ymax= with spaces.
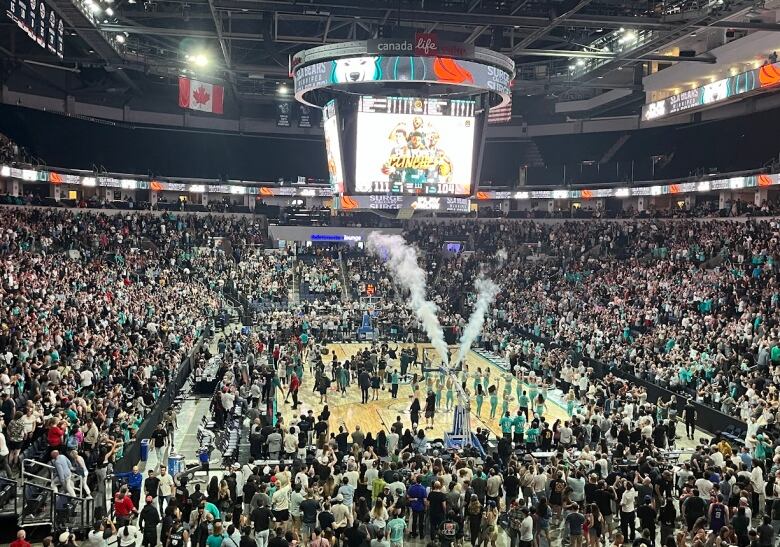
xmin=5 ymin=0 xmax=64 ymax=59
xmin=310 ymin=234 xmax=362 ymax=242
xmin=293 ymin=54 xmax=513 ymax=108
xmin=366 ymin=35 xmax=475 ymax=59
xmin=642 ymin=61 xmax=780 ymax=121
xmin=337 ymin=194 xmax=470 ymax=212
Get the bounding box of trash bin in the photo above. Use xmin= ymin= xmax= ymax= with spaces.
xmin=140 ymin=439 xmax=150 ymax=462
xmin=168 ymin=453 xmax=185 ymax=477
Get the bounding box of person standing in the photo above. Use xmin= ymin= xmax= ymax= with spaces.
xmin=425 ymin=390 xmax=436 ymax=430
xmin=159 ymin=465 xmax=175 ymax=512
xmin=50 ymin=450 xmax=76 ymax=497
xmin=619 ymin=481 xmax=638 ymax=542
xmin=684 ymin=400 xmax=697 ymax=440
xmin=387 ymin=508 xmax=407 ymax=547
xmin=359 ymin=369 xmax=371 ymax=404
xmin=289 ymin=373 xmax=301 ymax=409
xmin=408 ymin=476 xmax=428 ymax=539
xmin=152 ymin=424 xmax=168 ymax=464
xmin=636 ymin=496 xmax=657 ymax=546
xmin=507 ymin=502 xmax=525 ymax=547
xmin=410 ymin=397 xmax=421 ymax=430
xmin=565 ymin=503 xmax=586 ymax=547
xmin=10 ymin=530 xmax=32 ymax=547
xmin=116 ymin=466 xmax=143 ymax=509
xmin=139 ymin=495 xmax=161 ymax=547
xmin=251 ymin=499 xmax=273 ymax=547
xmin=427 ymin=481 xmax=448 ymax=541
xmin=390 ymin=370 xmax=400 ymax=399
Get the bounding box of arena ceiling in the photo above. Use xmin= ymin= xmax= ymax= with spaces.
xmin=0 ymin=0 xmax=778 ymax=116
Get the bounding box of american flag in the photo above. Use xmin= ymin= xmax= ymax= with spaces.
xmin=488 ymin=96 xmax=512 ymax=124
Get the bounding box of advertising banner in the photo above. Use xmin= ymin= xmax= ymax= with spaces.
xmin=643 ymin=61 xmax=780 ymax=121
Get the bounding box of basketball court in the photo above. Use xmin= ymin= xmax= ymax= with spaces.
xmin=273 ymin=342 xmax=570 ymax=440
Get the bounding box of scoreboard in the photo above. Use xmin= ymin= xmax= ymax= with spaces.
xmin=6 ymin=0 xmax=64 ymax=59
xmin=354 ymin=95 xmax=477 ymax=196
xmin=359 ymin=96 xmax=476 ymax=117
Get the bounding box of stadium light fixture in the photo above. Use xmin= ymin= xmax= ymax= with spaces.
xmin=115 ymin=34 xmax=125 ymax=43
xmin=85 ymin=0 xmax=101 ymax=14
xmin=105 ymin=7 xmax=114 ymax=16
xmin=277 ymin=84 xmax=289 ymax=95
xmin=188 ymin=54 xmax=208 ymax=67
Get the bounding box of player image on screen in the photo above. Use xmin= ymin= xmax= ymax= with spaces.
xmin=380 ymin=117 xmax=453 ymax=189
xmin=355 ymin=102 xmax=474 ymax=195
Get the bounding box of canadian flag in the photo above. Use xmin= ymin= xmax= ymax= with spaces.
xmin=178 ymin=77 xmax=224 ymax=114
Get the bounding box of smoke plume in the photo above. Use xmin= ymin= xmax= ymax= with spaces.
xmin=455 ymin=275 xmax=499 ymax=366
xmin=367 ymin=232 xmax=450 ymax=365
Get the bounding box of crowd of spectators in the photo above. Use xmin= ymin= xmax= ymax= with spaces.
xmin=107 ymin=296 xmax=778 ymax=547
xmin=0 ymin=207 xmax=227 ymax=515
xmin=0 ymin=134 xmax=21 ymax=164
xmin=396 ymin=218 xmax=780 ymax=443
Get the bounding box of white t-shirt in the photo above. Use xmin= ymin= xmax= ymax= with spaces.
xmin=80 ymin=369 xmax=94 ymax=387
xmin=159 ymin=473 xmax=174 ymax=497
xmin=117 ymin=526 xmax=139 ymax=547
xmin=521 ymin=515 xmax=535 ymax=541
xmin=621 ymin=489 xmax=638 ymax=512
xmin=0 ymin=432 xmax=8 ymax=456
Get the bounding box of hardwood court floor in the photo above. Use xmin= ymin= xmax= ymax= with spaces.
xmin=274 ymin=343 xmax=570 ymax=440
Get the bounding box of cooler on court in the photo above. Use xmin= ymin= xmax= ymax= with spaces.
xmin=168 ymin=453 xmax=185 ymax=477
xmin=140 ymin=439 xmax=150 ymax=462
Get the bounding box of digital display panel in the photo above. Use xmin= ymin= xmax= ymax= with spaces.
xmin=6 ymin=0 xmax=64 ymax=58
xmin=322 ymin=100 xmax=345 ymax=195
xmin=642 ymin=62 xmax=780 ymax=121
xmin=354 ymin=96 xmax=475 ymax=196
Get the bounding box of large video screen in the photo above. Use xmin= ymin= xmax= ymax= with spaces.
xmin=354 ymin=96 xmax=476 ymax=196
xmin=322 ymin=100 xmax=345 ymax=195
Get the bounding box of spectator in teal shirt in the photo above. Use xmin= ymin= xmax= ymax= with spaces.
xmin=512 ymin=412 xmax=526 ymax=444
xmin=387 ymin=510 xmax=407 ymax=545
xmin=525 ymin=425 xmax=539 ymax=449
xmin=499 ymin=412 xmax=513 ymax=439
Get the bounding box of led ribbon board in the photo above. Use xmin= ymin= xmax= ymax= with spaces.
xmin=292 ymin=40 xmax=514 ymax=109
xmin=642 ymin=61 xmax=780 ymax=121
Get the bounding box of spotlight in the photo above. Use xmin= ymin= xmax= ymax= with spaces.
xmin=105 ymin=7 xmax=114 ymax=15
xmin=576 ymin=59 xmax=585 ymax=66
xmin=190 ymin=54 xmax=208 ymax=67
xmin=277 ymin=83 xmax=289 ymax=95
xmin=86 ymin=0 xmax=101 ymax=13
xmin=116 ymin=34 xmax=125 ymax=43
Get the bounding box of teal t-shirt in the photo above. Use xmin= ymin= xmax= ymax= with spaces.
xmin=512 ymin=415 xmax=526 ymax=433
xmin=499 ymin=416 xmax=513 ymax=433
xmin=387 ymin=517 xmax=406 ymax=541
xmin=525 ymin=427 xmax=539 ymax=444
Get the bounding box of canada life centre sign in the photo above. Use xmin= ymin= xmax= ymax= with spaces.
xmin=366 ymin=33 xmax=475 ymax=59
